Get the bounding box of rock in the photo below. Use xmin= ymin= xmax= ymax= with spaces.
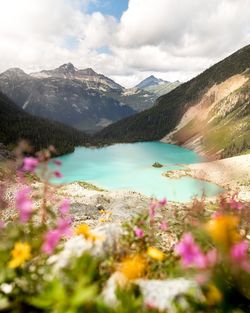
xmin=93 ymin=223 xmax=123 ymax=255
xmin=152 ymin=162 xmax=163 ymax=168
xmin=136 ymin=278 xmax=202 ymax=311
xmin=96 ymin=204 xmax=105 ymax=211
xmin=102 ymin=274 xmax=203 ymax=312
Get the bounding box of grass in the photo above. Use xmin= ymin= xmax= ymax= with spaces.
xmin=77 ymin=181 xmax=106 ymax=192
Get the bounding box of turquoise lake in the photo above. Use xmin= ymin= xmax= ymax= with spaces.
xmin=53 ymin=142 xmax=223 ymax=202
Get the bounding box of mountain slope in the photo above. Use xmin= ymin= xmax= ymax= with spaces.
xmin=97 ymin=44 xmax=250 ymax=158
xmin=33 ymin=64 xmax=157 ymax=112
xmin=145 ymin=81 xmax=181 ymax=97
xmin=0 ymin=65 xmax=135 ymax=133
xmin=0 ymin=91 xmax=89 ymax=155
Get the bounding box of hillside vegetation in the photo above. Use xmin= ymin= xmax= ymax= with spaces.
xmin=0 ymin=92 xmax=90 ymax=155
xmin=97 ymin=45 xmax=250 ymax=157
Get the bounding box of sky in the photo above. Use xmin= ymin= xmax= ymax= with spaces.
xmin=0 ymin=0 xmax=249 ymax=87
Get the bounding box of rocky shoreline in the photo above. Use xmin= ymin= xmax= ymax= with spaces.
xmin=163 ymin=154 xmax=250 ymax=201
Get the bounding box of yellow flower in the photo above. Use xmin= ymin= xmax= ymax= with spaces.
xmin=206 ymin=215 xmax=240 ymax=248
xmin=75 ymin=223 xmax=90 ymax=237
xmin=9 ymin=242 xmax=31 ymax=269
xmin=205 ymin=284 xmax=223 ymax=306
xmin=74 ymin=224 xmax=103 ymax=241
xmin=118 ymin=254 xmax=147 ymax=280
xmin=99 ymin=218 xmax=107 ymax=223
xmin=98 ymin=209 xmax=106 ymax=214
xmin=147 ymin=247 xmax=165 ymax=261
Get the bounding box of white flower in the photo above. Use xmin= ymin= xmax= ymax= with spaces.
xmin=0 ymin=283 xmax=13 ymax=294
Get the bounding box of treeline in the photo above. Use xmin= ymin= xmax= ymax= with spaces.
xmin=0 ymin=92 xmax=90 ymax=155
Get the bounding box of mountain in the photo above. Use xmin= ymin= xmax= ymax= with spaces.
xmin=106 ymin=87 xmax=156 ymax=112
xmin=145 ymin=81 xmax=181 ymax=97
xmin=32 ymin=64 xmax=158 ymax=112
xmin=136 ymin=75 xmax=166 ymax=89
xmin=97 ymin=44 xmax=250 ymax=158
xmin=0 ymin=66 xmax=135 ymax=133
xmin=0 ymin=91 xmax=89 ymax=155
xmin=31 ymin=63 xmax=123 ymax=92
xmin=135 ymin=75 xmax=181 ymax=98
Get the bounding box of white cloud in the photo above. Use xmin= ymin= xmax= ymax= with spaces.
xmin=0 ymin=0 xmax=249 ymax=87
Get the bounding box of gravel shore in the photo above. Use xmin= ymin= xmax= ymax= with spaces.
xmin=164 ymin=154 xmax=250 ymax=201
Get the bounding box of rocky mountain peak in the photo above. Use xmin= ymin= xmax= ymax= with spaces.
xmin=1 ymin=68 xmax=27 ymax=77
xmin=58 ymin=63 xmax=77 ymax=74
xmin=79 ymin=68 xmax=97 ymax=76
xmin=136 ymin=75 xmax=166 ymax=89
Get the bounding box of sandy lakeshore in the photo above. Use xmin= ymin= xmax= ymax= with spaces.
xmin=164 ymin=154 xmax=250 ymax=201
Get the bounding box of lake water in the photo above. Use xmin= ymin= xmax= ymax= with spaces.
xmin=52 ymin=142 xmax=223 ymax=202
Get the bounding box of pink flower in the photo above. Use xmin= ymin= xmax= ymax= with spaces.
xmin=16 ymin=187 xmax=33 ymax=222
xmin=149 ymin=202 xmax=156 ymax=220
xmin=230 ymin=241 xmax=250 ymax=272
xmin=175 ymin=233 xmax=206 ymax=268
xmin=160 ymin=221 xmax=168 ymax=231
xmin=204 ymin=249 xmax=217 ymax=268
xmin=22 ymin=157 xmax=38 ymax=172
xmin=59 ymin=199 xmax=70 ymax=215
xmin=57 ymin=217 xmax=72 ymax=237
xmin=211 ymin=211 xmax=222 ymax=219
xmin=229 ymin=198 xmax=245 ymax=210
xmin=42 ymin=218 xmax=72 ymax=254
xmin=145 ymin=301 xmax=156 ymax=309
xmin=159 ymin=198 xmax=167 ymax=207
xmin=134 ymin=227 xmax=144 ymax=238
xmin=42 ymin=230 xmax=61 ymax=254
xmin=53 ymin=160 xmax=62 ymax=166
xmin=53 ymin=170 xmax=63 ymax=178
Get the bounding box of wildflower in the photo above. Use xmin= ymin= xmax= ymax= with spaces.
xmin=205 ymin=284 xmax=223 ymax=306
xmin=229 ymin=197 xmax=245 ymax=210
xmin=118 ymin=254 xmax=146 ymax=280
xmin=159 ymin=198 xmax=167 ymax=206
xmin=230 ymin=240 xmax=250 ymax=272
xmin=206 ymin=215 xmax=240 ymax=248
xmin=53 ymin=170 xmax=63 ymax=178
xmin=74 ymin=224 xmax=98 ymax=241
xmin=147 ymin=247 xmax=165 ymax=261
xmin=98 ymin=209 xmax=106 ymax=214
xmin=42 ymin=229 xmax=61 ymax=254
xmin=160 ymin=221 xmax=168 ymax=231
xmin=175 ymin=233 xmax=205 ymax=268
xmin=57 ymin=217 xmax=72 ymax=237
xmin=16 ymin=187 xmax=33 ymax=222
xmin=59 ymin=199 xmax=70 ymax=215
xmin=211 ymin=211 xmax=222 ymax=219
xmin=53 ymin=160 xmax=62 ymax=166
xmin=9 ymin=242 xmax=31 ymax=268
xmin=149 ymin=202 xmax=156 ymax=220
xmin=22 ymin=157 xmax=38 ymax=172
xmin=204 ymin=249 xmax=217 ymax=268
xmin=99 ymin=218 xmax=107 ymax=223
xmin=134 ymin=227 xmax=144 ymax=238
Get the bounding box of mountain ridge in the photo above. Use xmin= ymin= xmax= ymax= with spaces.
xmin=0 ymin=67 xmax=135 ymax=133
xmin=97 ymin=44 xmax=250 ymax=158
xmin=0 ymin=91 xmax=90 ymax=155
